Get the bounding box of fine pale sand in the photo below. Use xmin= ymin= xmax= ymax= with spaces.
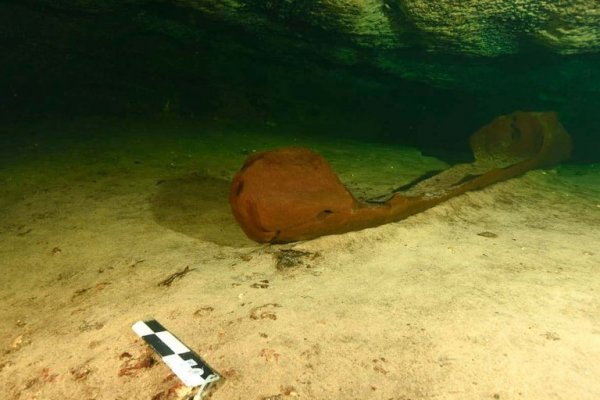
xmin=1 ymin=118 xmax=599 ymax=400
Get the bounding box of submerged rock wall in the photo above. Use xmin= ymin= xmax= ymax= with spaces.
xmin=12 ymin=0 xmax=600 ymax=60
xmin=2 ymin=1 xmax=600 ymax=160
xmin=173 ymin=0 xmax=600 ymax=56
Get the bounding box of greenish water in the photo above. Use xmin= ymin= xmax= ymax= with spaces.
xmin=3 ymin=2 xmax=600 ymax=162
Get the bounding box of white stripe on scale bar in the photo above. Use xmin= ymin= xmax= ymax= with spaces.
xmin=163 ymin=354 xmax=207 ymax=387
xmin=132 ymin=321 xmax=154 ymax=337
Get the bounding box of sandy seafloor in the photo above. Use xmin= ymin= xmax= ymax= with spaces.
xmin=0 ymin=118 xmax=599 ymax=400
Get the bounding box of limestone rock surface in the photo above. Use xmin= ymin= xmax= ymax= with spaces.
xmin=32 ymin=0 xmax=600 ymax=55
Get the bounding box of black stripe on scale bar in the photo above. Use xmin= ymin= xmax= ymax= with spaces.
xmin=144 ymin=319 xmax=167 ymax=333
xmin=179 ymin=351 xmax=215 ymax=379
xmin=143 ymin=334 xmax=176 ymax=357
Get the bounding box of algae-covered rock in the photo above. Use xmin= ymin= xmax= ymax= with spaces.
xmin=399 ymin=0 xmax=600 ymax=55
xmin=174 ymin=0 xmax=600 ymax=56
xmin=2 ymin=0 xmax=600 ymax=160
xmin=35 ymin=0 xmax=600 ymax=55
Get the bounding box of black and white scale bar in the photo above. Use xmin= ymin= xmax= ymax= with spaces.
xmin=132 ymin=319 xmax=220 ymax=388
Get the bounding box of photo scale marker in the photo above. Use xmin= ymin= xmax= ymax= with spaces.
xmin=132 ymin=319 xmax=220 ymax=398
